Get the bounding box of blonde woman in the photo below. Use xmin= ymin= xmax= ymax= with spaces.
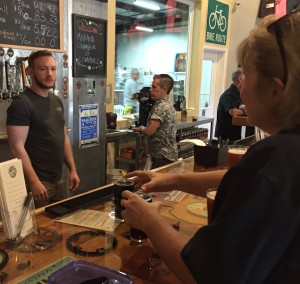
xmin=122 ymin=11 xmax=300 ymax=283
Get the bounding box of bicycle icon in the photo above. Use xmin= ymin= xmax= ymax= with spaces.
xmin=208 ymin=5 xmax=227 ymax=32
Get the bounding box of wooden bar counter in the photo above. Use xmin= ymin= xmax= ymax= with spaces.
xmin=0 ymin=158 xmax=227 ymax=283
xmin=232 ymin=115 xmax=254 ymax=127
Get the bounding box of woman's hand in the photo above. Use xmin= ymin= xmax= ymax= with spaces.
xmin=125 ymin=171 xmax=177 ymax=193
xmin=121 ymin=190 xmax=162 ymax=230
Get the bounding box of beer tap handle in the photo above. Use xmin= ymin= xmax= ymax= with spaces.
xmin=20 ymin=57 xmax=29 ymax=89
xmin=5 ymin=60 xmax=12 ymax=91
xmin=21 ymin=61 xmax=27 ymax=89
xmin=88 ymin=80 xmax=96 ymax=96
xmin=0 ymin=58 xmax=3 ymax=93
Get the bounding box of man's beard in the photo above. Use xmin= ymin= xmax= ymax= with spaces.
xmin=34 ymin=75 xmax=55 ymax=90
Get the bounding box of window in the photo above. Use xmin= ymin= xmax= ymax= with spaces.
xmin=115 ymin=0 xmax=192 ymax=114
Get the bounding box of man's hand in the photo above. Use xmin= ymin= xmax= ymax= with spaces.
xmin=133 ymin=127 xmax=140 ymax=132
xmin=30 ymin=180 xmax=49 ymax=201
xmin=69 ymin=170 xmax=80 ymax=192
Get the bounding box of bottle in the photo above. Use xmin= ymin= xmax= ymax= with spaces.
xmin=174 ymin=95 xmax=182 ymax=111
xmin=181 ymin=95 xmax=187 ymax=116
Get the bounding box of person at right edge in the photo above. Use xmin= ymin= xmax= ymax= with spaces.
xmin=122 ymin=12 xmax=300 ymax=283
xmin=215 ymin=68 xmax=246 ymax=143
xmin=133 ymin=74 xmax=178 ymax=169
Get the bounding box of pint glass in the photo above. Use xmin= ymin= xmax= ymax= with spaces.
xmin=227 ymin=145 xmax=247 ymax=168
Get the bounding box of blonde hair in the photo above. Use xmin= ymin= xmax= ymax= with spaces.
xmin=237 ymin=13 xmax=300 ymax=129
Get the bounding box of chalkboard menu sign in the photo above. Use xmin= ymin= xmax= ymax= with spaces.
xmin=72 ymin=14 xmax=107 ymax=78
xmin=0 ymin=0 xmax=62 ymax=51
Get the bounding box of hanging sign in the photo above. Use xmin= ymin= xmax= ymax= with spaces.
xmin=79 ymin=104 xmax=99 ymax=149
xmin=206 ymin=0 xmax=229 ymax=46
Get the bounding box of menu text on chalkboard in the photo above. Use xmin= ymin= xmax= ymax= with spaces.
xmin=72 ymin=14 xmax=107 ymax=78
xmin=0 ymin=0 xmax=62 ymax=51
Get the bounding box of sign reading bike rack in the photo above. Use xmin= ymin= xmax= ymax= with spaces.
xmin=206 ymin=0 xmax=229 ymax=46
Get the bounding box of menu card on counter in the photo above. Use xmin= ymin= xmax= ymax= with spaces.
xmin=161 ymin=190 xmax=187 ymax=202
xmin=0 ymin=158 xmax=34 ymax=240
xmin=54 ymin=209 xmax=121 ymax=232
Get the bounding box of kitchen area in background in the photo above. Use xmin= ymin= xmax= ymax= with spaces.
xmin=113 ymin=0 xmax=190 ymax=114
xmin=106 ymin=0 xmax=215 ymax=174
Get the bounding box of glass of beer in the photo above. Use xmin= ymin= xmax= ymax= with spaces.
xmin=114 ymin=179 xmax=134 ymax=220
xmin=130 ymin=193 xmax=152 ymax=243
xmin=227 ymin=145 xmax=247 ymax=168
xmin=206 ymin=188 xmax=217 ymax=224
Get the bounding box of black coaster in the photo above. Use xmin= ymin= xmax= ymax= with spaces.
xmin=66 ymin=230 xmax=117 ymax=257
xmin=0 ymin=249 xmax=9 ymax=270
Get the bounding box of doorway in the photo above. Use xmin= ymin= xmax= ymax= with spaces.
xmin=200 ymin=48 xmax=226 ymax=139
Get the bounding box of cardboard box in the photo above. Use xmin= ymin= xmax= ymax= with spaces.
xmin=194 ymin=145 xmax=228 ymax=167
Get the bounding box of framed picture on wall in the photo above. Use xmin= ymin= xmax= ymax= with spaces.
xmin=258 ymin=0 xmax=275 ymax=17
xmin=175 ymin=53 xmax=187 ymax=72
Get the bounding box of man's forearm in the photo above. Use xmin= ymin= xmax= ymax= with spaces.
xmin=64 ymin=133 xmax=77 ymax=172
xmin=10 ymin=146 xmax=40 ymax=185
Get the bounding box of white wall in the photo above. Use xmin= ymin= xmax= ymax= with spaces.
xmin=225 ymin=1 xmax=261 ymax=85
xmin=116 ymin=28 xmax=188 ymax=75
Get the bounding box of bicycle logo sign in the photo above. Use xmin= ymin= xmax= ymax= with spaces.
xmin=208 ymin=5 xmax=227 ymax=32
xmin=206 ymin=1 xmax=229 ymax=46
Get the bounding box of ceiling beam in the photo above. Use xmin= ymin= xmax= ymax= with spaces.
xmin=115 ymin=0 xmax=189 ymax=33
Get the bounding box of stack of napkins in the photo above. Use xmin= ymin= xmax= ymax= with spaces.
xmin=178 ymin=139 xmax=206 ymax=146
xmin=0 ymin=158 xmax=34 ymax=240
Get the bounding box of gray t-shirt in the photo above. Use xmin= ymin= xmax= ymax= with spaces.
xmin=147 ymin=97 xmax=178 ymax=161
xmin=6 ymin=89 xmax=65 ymax=182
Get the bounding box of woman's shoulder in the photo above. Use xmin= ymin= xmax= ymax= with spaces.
xmin=251 ymin=131 xmax=300 ymax=153
xmin=243 ymin=132 xmax=300 ymax=179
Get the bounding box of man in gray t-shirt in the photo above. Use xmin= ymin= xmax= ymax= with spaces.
xmin=133 ymin=74 xmax=178 ymax=169
xmin=6 ymin=50 xmax=80 ymax=208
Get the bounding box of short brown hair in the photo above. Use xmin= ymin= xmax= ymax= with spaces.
xmin=28 ymin=50 xmax=54 ymax=67
xmin=153 ymin=74 xmax=174 ymax=94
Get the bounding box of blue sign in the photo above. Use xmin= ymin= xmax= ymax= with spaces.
xmin=79 ymin=104 xmax=99 ymax=149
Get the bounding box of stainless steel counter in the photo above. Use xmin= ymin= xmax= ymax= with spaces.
xmin=105 ymin=116 xmax=214 ymax=171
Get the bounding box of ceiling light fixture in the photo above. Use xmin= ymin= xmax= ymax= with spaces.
xmin=135 ymin=25 xmax=153 ymax=32
xmin=133 ymin=1 xmax=160 ymax=11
